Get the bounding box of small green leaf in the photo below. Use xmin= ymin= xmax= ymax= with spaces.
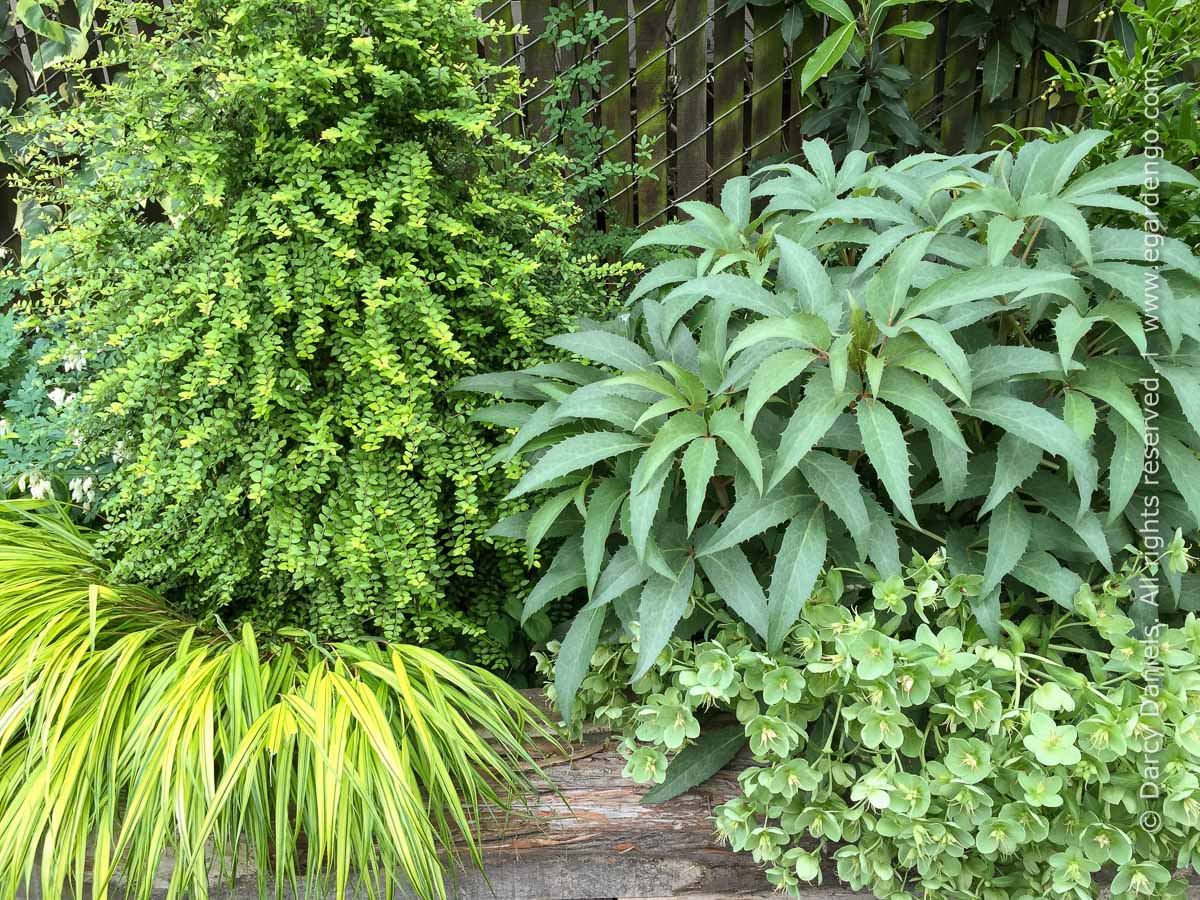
xmin=883 ymin=21 xmax=935 ymax=38
xmin=800 ymin=23 xmax=856 ymax=94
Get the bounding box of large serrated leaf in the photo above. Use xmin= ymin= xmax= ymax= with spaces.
xmin=523 ymin=537 xmax=584 ymax=622
xmin=547 ymin=331 xmax=654 ymax=372
xmin=981 ymin=495 xmax=1031 ymax=596
xmin=745 ymin=348 xmax=816 ymax=430
xmin=709 ymin=408 xmax=763 ymax=494
xmin=629 ymin=455 xmax=672 ymax=560
xmin=698 ymin=492 xmax=804 ymax=557
xmin=902 ymin=268 xmax=1076 ymax=322
xmin=634 ymin=412 xmax=706 ymax=492
xmin=641 ymin=726 xmax=746 ymax=804
xmin=969 ymin=393 xmax=1097 ymax=512
xmin=797 ymin=450 xmax=871 ymax=544
xmin=1159 ymin=432 xmax=1200 ymax=528
xmin=771 ymin=373 xmax=851 ymax=489
xmin=767 ymin=500 xmax=826 ymax=651
xmin=583 ymin=480 xmax=628 ymax=594
xmin=555 ymin=605 xmax=607 ymax=720
xmin=697 ymin=546 xmax=769 ymax=640
xmin=1106 ymin=413 xmax=1143 ymax=524
xmin=507 ymin=432 xmax=646 ymax=499
xmin=633 ymin=559 xmax=696 ymax=681
xmin=857 ymin=399 xmax=917 ymax=525
xmin=879 ymin=368 xmax=968 ymax=451
xmin=1010 ymin=550 xmax=1082 ymax=612
xmin=681 ymin=437 xmax=719 ymax=535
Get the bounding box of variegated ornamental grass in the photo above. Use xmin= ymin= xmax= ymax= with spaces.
xmin=0 ymin=500 xmax=552 ymax=900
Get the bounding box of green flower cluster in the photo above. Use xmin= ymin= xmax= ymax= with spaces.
xmin=13 ymin=0 xmax=626 ymax=663
xmin=540 ymin=542 xmax=1200 ymax=899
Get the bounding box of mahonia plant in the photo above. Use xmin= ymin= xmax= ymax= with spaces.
xmin=16 ymin=0 xmax=623 ymax=661
xmin=538 ymin=550 xmax=1200 ymax=899
xmin=464 ymin=130 xmax=1200 ymax=715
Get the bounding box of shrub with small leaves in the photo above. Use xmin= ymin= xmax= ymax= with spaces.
xmin=538 ymin=550 xmax=1200 ymax=899
xmin=15 ymin=0 xmax=624 ymax=661
xmin=464 ymin=130 xmax=1200 ymax=708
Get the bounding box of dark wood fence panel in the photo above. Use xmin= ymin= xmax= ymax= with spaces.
xmin=478 ymin=0 xmax=1101 ymax=232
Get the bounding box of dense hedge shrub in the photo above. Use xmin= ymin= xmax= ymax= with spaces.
xmin=16 ymin=0 xmax=618 ymax=659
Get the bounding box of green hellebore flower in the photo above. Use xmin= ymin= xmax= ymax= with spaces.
xmin=945 ymin=736 xmax=993 ymax=784
xmin=762 ymin=665 xmax=807 ymax=705
xmin=1022 ymin=712 xmax=1081 ymax=766
xmin=850 ymin=630 xmax=895 ymax=680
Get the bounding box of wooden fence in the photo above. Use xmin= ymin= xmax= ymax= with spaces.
xmin=0 ymin=0 xmax=1108 ymax=259
xmin=483 ymin=0 xmax=1106 ymax=230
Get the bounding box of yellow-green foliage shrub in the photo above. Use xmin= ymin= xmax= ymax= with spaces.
xmin=17 ymin=0 xmax=618 ymax=660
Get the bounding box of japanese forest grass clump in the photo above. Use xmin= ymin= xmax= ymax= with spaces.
xmin=0 ymin=499 xmax=552 ymax=900
xmin=14 ymin=0 xmax=621 ymax=663
xmin=464 ymin=131 xmax=1200 ymax=897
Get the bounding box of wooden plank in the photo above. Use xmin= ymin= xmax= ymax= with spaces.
xmin=521 ymin=0 xmax=559 ymax=140
xmin=787 ymin=24 xmax=821 ymax=156
xmin=599 ymin=0 xmax=634 ymax=228
xmin=711 ymin=7 xmax=746 ymax=195
xmin=674 ymin=0 xmax=708 ymax=202
xmin=634 ymin=0 xmax=669 ymax=224
xmin=939 ymin=5 xmax=981 ymax=149
xmin=902 ymin=5 xmax=941 ymax=135
xmin=750 ymin=4 xmax=784 ymax=161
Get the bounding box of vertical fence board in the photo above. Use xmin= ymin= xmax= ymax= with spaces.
xmin=750 ymin=5 xmax=784 ymax=161
xmin=787 ymin=25 xmax=821 ymax=156
xmin=711 ymin=8 xmax=746 ymax=195
xmin=521 ymin=0 xmax=558 ymax=139
xmin=634 ymin=0 xmax=669 ymax=223
xmin=939 ymin=8 xmax=981 ymax=147
xmin=599 ymin=0 xmax=634 ymax=225
xmin=902 ymin=7 xmax=941 ymax=133
xmin=675 ymin=0 xmax=709 ymax=201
